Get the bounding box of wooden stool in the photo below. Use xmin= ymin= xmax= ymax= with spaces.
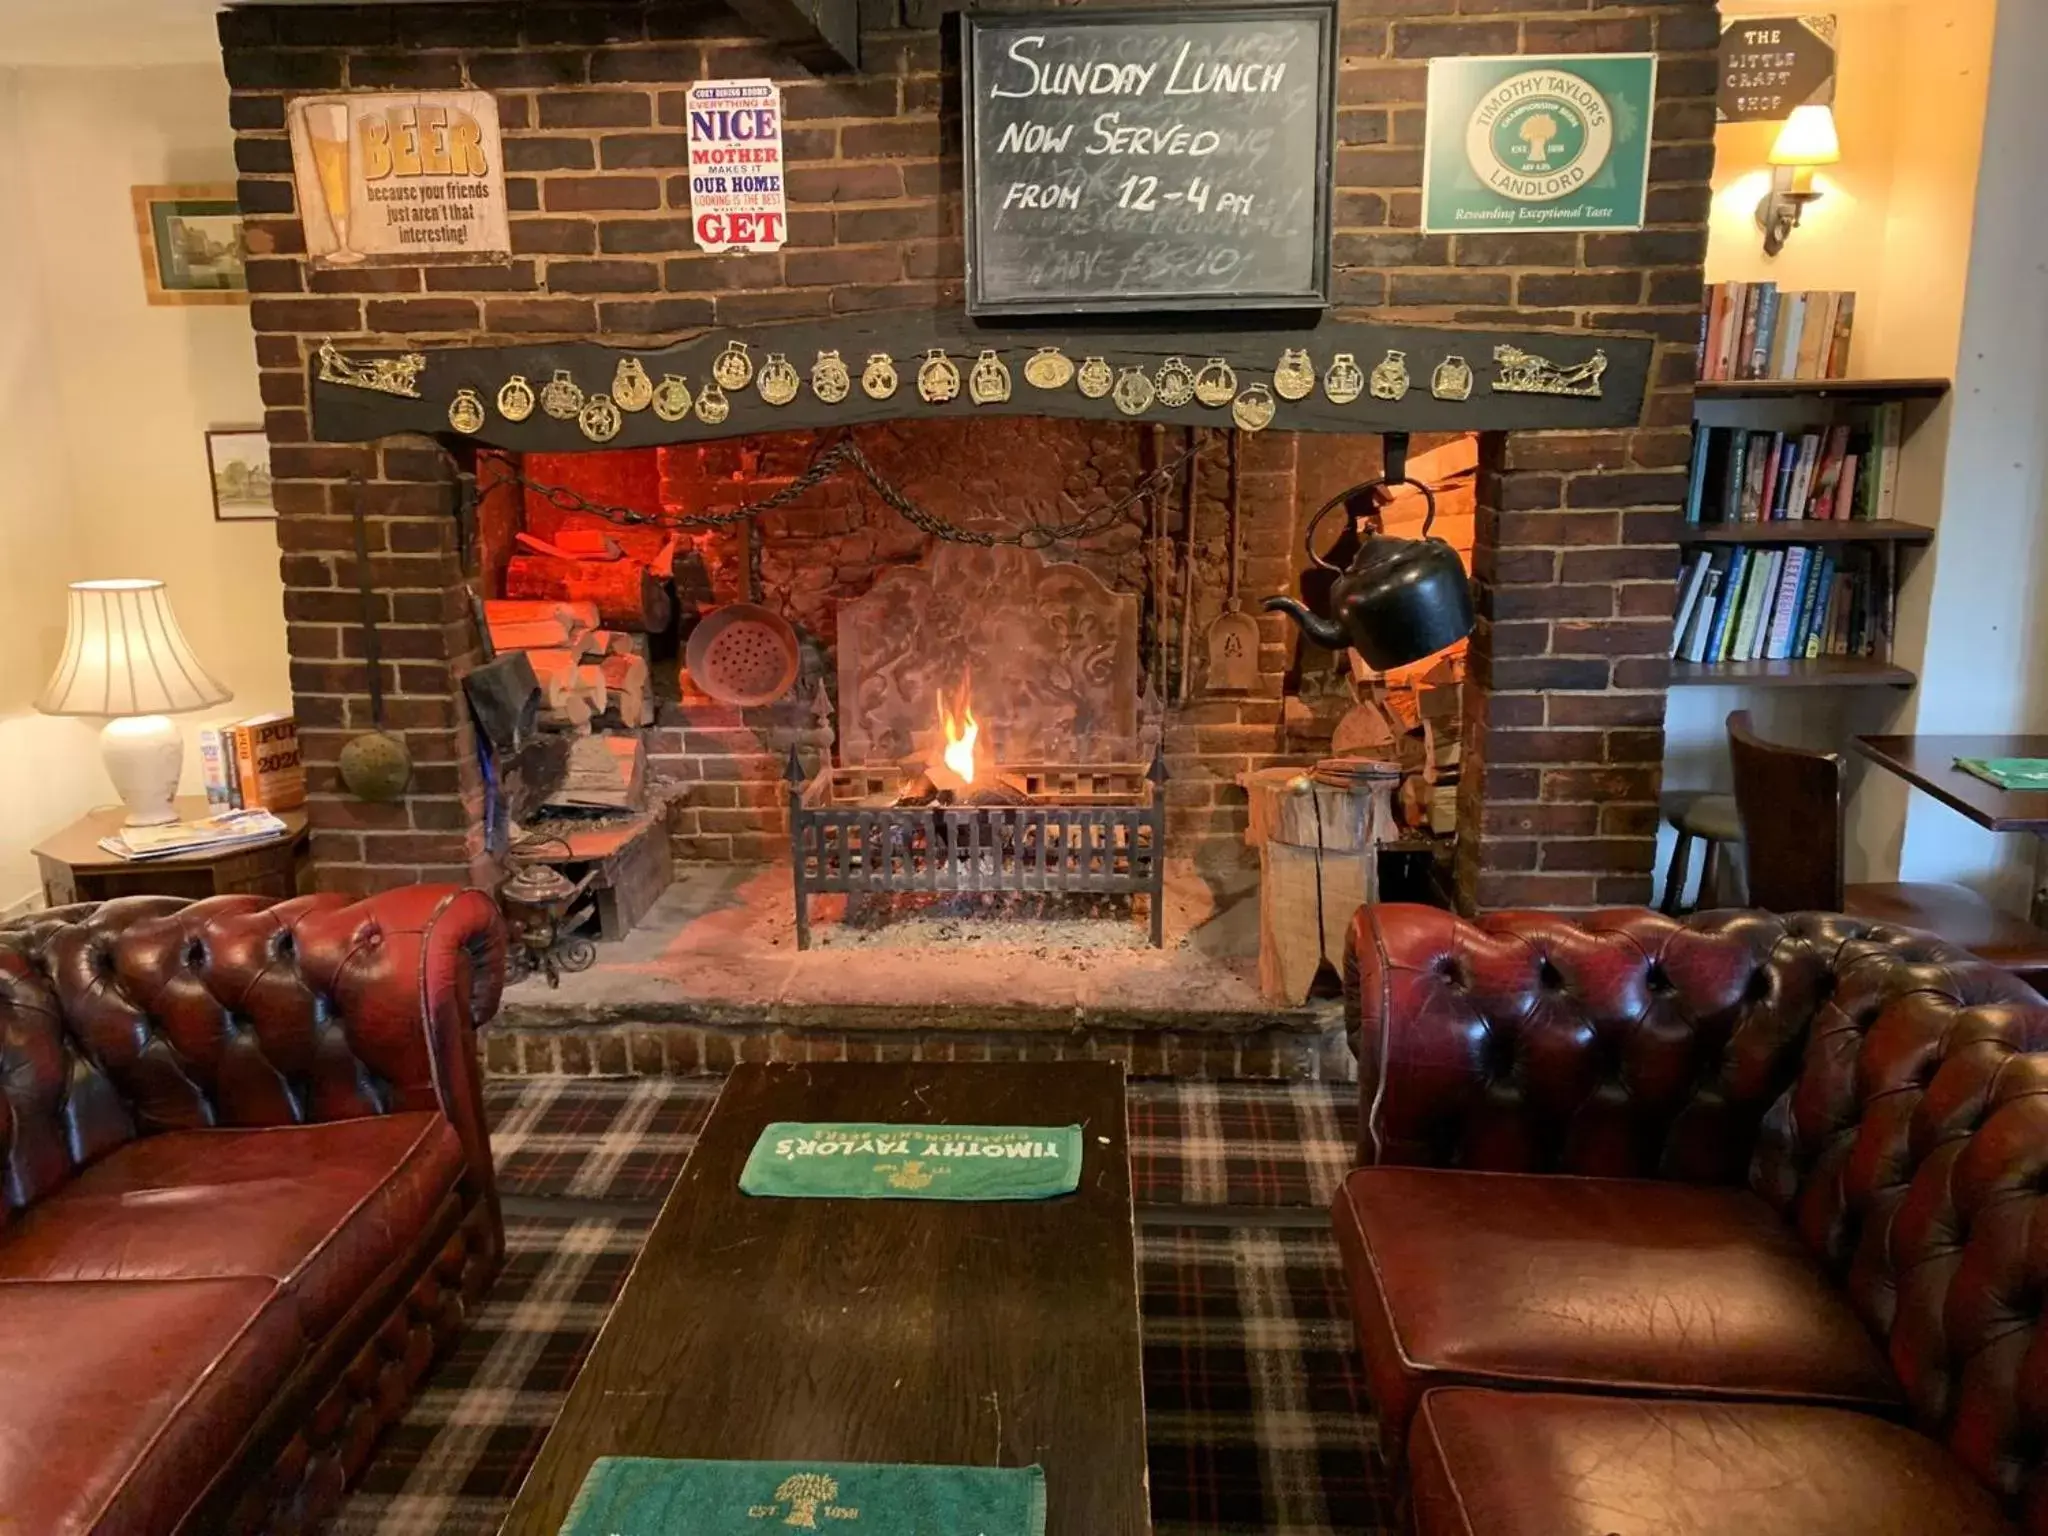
xmin=1242 ymin=762 xmax=1400 ymax=1003
xmin=1660 ymin=792 xmax=1741 ymax=915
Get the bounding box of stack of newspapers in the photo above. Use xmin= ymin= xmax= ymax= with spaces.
xmin=97 ymin=809 xmax=289 ymax=861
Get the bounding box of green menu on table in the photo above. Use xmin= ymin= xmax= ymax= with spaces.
xmin=739 ymin=1122 xmax=1083 ymax=1200
xmin=1955 ymin=757 xmax=2048 ymax=792
xmin=559 ymin=1456 xmax=1047 ymax=1535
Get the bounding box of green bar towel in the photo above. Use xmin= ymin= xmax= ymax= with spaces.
xmin=559 ymin=1456 xmax=1048 ymax=1536
xmin=1955 ymin=757 xmax=2048 ymax=791
xmin=739 ymin=1122 xmax=1083 ymax=1200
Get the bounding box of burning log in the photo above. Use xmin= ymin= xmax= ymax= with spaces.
xmin=891 ymin=774 xmax=1032 ymax=809
xmin=506 ymin=553 xmax=672 ymax=632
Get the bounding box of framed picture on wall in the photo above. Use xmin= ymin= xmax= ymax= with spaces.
xmin=205 ymin=429 xmax=274 ymax=521
xmin=132 ymin=184 xmax=249 ymax=305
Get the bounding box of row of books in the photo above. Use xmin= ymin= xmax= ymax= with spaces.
xmin=1684 ymin=407 xmax=1904 ymax=524
xmin=1697 ymin=282 xmax=1854 ymax=382
xmin=198 ymin=712 xmax=307 ymax=812
xmin=99 ymin=809 xmax=291 ymax=863
xmin=1671 ymin=545 xmax=1891 ymax=666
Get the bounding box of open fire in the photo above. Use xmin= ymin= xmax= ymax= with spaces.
xmin=937 ymin=674 xmax=979 ymax=788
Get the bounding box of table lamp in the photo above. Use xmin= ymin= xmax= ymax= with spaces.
xmin=35 ymin=579 xmax=232 ymax=826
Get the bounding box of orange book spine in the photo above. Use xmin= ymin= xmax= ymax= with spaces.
xmin=228 ymin=724 xmax=259 ymax=809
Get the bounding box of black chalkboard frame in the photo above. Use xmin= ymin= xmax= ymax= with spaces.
xmin=959 ymin=2 xmax=1339 ymax=318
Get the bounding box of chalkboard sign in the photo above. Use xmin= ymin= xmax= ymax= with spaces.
xmin=1717 ymin=15 xmax=1837 ymax=123
xmin=961 ymin=4 xmax=1336 ymax=317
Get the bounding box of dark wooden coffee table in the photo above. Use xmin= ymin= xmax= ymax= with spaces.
xmin=498 ymin=1061 xmax=1149 ymax=1535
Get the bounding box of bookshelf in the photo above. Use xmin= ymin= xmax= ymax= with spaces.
xmin=1681 ymin=520 xmax=1933 ymax=548
xmin=1694 ymin=378 xmax=1950 ymax=403
xmin=1671 ymin=378 xmax=1947 ymax=690
xmin=1669 ymin=656 xmax=1916 ymax=689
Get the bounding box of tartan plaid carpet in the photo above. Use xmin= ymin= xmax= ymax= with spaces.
xmin=488 ymin=1076 xmax=1360 ymax=1208
xmin=322 ymin=1078 xmax=1393 ymax=1536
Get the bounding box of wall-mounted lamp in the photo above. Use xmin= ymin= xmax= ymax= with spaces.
xmin=1755 ymin=104 xmax=1840 ymax=257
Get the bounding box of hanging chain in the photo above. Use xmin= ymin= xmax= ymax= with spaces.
xmin=486 ymin=431 xmax=1204 ymax=549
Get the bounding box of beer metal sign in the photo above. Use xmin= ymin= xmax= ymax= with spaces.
xmin=1421 ymin=53 xmax=1656 ymax=234
xmin=685 ymin=78 xmax=789 ymax=253
xmin=286 ymin=90 xmax=510 ymax=268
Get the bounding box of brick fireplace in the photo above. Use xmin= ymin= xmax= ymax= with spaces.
xmin=223 ymin=0 xmax=1712 ymax=914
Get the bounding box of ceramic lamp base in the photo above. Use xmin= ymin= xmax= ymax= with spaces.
xmin=101 ymin=714 xmax=184 ymax=826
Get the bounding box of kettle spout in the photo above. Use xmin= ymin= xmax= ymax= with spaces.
xmin=1263 ymin=595 xmax=1348 ymax=651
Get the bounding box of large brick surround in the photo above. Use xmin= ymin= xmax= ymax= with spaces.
xmin=222 ymin=0 xmax=1713 ymax=909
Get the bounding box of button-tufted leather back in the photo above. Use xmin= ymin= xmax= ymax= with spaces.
xmin=1347 ymin=903 xmax=2038 ymax=1184
xmin=1350 ymin=901 xmax=2048 ymax=1528
xmin=0 ymin=889 xmax=507 ymax=1227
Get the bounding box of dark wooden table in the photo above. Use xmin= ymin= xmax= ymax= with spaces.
xmin=498 ymin=1060 xmax=1150 ymax=1536
xmin=1852 ymin=735 xmax=2048 ymax=833
xmin=32 ymin=795 xmax=309 ymax=907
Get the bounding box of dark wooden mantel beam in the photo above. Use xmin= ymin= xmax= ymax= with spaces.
xmin=726 ymin=0 xmax=860 ymax=71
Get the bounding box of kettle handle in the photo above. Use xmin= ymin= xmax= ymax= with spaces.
xmin=1301 ymin=477 xmax=1438 ymax=571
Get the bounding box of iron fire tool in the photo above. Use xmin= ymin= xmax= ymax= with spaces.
xmin=1265 ymin=432 xmax=1476 ymax=671
xmin=337 ymin=474 xmax=414 ymax=802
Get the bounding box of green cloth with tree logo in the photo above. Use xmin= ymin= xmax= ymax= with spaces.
xmin=739 ymin=1123 xmax=1083 ymax=1200
xmin=559 ymin=1456 xmax=1047 ymax=1536
xmin=1954 ymin=758 xmax=2048 ymax=791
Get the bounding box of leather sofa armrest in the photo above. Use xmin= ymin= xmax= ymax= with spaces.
xmin=1345 ymin=902 xmax=1822 ymax=1182
xmin=292 ymin=887 xmax=507 ymax=1222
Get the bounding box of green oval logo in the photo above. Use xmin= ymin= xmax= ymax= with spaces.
xmin=1490 ymin=97 xmax=1589 ymax=179
xmin=1464 ymin=69 xmax=1616 ymax=203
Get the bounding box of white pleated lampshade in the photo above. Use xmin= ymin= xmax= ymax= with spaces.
xmin=36 ymin=579 xmax=232 ymax=718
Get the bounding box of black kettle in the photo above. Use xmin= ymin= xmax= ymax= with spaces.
xmin=1265 ymin=433 xmax=1474 ymax=670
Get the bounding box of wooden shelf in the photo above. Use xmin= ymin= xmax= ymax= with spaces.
xmin=1693 ymin=378 xmax=1950 ymax=402
xmin=1669 ymin=656 xmax=1916 ymax=689
xmin=1680 ymin=520 xmax=1934 ymax=547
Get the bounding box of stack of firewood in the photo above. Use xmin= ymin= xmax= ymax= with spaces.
xmin=484 ymin=598 xmax=654 ymax=732
xmin=1335 ymin=652 xmax=1462 ymax=836
xmin=504 ymin=528 xmax=675 ymax=633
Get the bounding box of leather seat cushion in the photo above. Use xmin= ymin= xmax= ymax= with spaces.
xmin=1334 ymin=1167 xmax=1901 ymax=1441
xmin=0 ymin=1277 xmax=307 ymax=1536
xmin=0 ymin=1113 xmax=462 ymax=1334
xmin=1409 ymin=1387 xmax=2013 ymax=1536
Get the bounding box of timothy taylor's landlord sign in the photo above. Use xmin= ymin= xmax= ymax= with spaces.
xmin=1422 ymin=54 xmax=1655 ymax=233
xmin=685 ymin=78 xmax=788 ymax=253
xmin=287 ymin=91 xmax=510 ymax=268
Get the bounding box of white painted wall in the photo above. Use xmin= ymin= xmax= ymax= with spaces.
xmin=0 ymin=72 xmax=97 ymax=908
xmin=0 ymin=61 xmax=290 ymax=904
xmin=1891 ymin=0 xmax=2048 ymax=908
xmin=1659 ymin=0 xmax=2000 ymax=904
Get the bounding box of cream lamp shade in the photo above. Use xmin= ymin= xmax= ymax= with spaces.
xmin=36 ymin=579 xmax=232 ymax=826
xmin=1769 ymin=104 xmax=1841 ymax=167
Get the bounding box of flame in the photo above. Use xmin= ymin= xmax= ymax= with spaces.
xmin=937 ymin=674 xmax=978 ymax=786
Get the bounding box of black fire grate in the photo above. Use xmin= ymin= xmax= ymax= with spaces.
xmin=784 ymin=753 xmax=1169 ymax=948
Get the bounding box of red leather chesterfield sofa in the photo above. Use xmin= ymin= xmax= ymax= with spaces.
xmin=1334 ymin=902 xmax=2048 ymax=1536
xmin=0 ymin=887 xmax=506 ymax=1535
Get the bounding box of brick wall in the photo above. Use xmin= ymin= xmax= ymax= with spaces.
xmin=222 ymin=0 xmax=1713 ymax=907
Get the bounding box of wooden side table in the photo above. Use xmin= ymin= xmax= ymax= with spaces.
xmin=33 ymin=796 xmax=311 ymax=907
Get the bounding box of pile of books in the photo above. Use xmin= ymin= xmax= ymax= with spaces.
xmin=1671 ymin=544 xmax=1891 ymax=667
xmin=1697 ymin=282 xmax=1854 ymax=382
xmin=99 ymin=809 xmax=291 ymax=862
xmin=198 ymin=712 xmax=306 ymax=812
xmin=1685 ymin=407 xmax=1904 ymax=524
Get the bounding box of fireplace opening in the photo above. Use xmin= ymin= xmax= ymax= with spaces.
xmin=466 ymin=419 xmax=1475 ymax=958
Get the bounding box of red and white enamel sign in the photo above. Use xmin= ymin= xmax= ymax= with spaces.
xmin=684 ymin=78 xmax=788 ymax=253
